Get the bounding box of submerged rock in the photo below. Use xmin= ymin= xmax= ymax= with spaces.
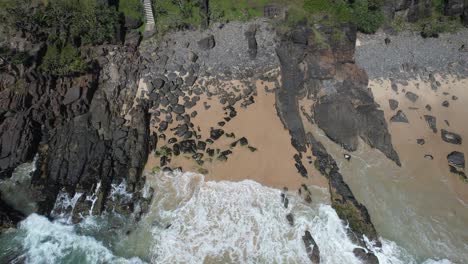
xmin=353 ymin=248 xmax=379 ymax=264
xmin=302 ymin=231 xmax=320 ymax=264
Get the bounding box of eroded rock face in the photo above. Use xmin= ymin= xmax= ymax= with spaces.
xmin=275 ymin=24 xmax=388 ymax=252
xmin=0 ymin=43 xmax=150 ymax=220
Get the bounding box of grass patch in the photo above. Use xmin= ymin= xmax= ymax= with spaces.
xmin=153 ymin=0 xmax=202 ymax=34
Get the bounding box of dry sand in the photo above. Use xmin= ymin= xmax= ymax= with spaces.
xmin=145 ymin=79 xmax=327 ymax=192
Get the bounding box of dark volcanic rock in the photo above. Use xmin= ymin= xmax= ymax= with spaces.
xmin=353 ymin=248 xmax=379 ymax=264
xmin=390 ymin=110 xmax=409 ymax=123
xmin=198 ymin=35 xmax=215 ymax=50
xmin=210 ymin=129 xmax=224 ymax=140
xmin=389 ymin=99 xmax=399 ymax=110
xmin=441 ymin=129 xmax=462 ymax=144
xmin=405 ymin=91 xmax=419 ymax=102
xmin=302 ymin=231 xmax=320 ymax=264
xmin=286 ymin=213 xmax=294 ymax=226
xmin=179 ymin=140 xmax=197 ymax=153
xmin=447 ymin=151 xmax=466 ymax=179
xmin=424 ymin=115 xmax=437 ymax=133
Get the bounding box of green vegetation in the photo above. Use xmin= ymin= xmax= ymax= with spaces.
xmin=154 ymin=0 xmax=202 ymax=33
xmin=39 ymin=43 xmax=88 ymax=76
xmin=119 ymin=0 xmax=145 ymax=31
xmin=332 ymin=198 xmax=378 ymax=240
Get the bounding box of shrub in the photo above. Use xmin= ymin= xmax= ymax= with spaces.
xmin=40 ymin=43 xmax=87 ymax=76
xmin=351 ymin=0 xmax=384 ymax=33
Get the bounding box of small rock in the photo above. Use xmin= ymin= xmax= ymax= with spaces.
xmin=353 ymin=248 xmax=379 ymax=264
xmin=390 ymin=110 xmax=409 ymax=123
xmin=210 ymin=129 xmax=225 ymax=140
xmin=447 ymin=151 xmax=466 ymax=179
xmin=417 ymin=139 xmax=425 ymax=145
xmin=405 ymin=91 xmax=419 ymax=103
xmin=442 ymin=100 xmax=449 ymax=107
xmin=424 ymin=115 xmax=437 ymax=133
xmin=389 ymin=99 xmax=399 ymax=110
xmin=425 ymin=104 xmax=432 ymax=111
xmin=424 ymin=154 xmax=434 ymax=160
xmin=441 ymin=129 xmax=462 ymax=145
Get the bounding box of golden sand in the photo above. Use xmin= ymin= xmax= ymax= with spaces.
xmin=145 ymin=79 xmax=327 ymax=191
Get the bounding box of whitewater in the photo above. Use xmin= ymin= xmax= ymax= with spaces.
xmin=0 ymin=166 xmax=456 ymax=264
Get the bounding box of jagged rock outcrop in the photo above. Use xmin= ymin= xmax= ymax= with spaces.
xmin=276 ymin=23 xmax=400 ymax=166
xmin=0 ymin=42 xmax=150 ymax=222
xmin=275 ymin=23 xmax=389 ymax=261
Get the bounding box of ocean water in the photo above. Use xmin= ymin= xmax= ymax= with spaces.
xmin=0 ymin=168 xmax=456 ymax=264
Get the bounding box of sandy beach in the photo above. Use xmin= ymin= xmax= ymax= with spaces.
xmin=144 ymin=79 xmax=328 ymax=192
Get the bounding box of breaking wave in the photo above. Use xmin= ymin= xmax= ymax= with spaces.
xmin=0 ymin=171 xmax=455 ymax=263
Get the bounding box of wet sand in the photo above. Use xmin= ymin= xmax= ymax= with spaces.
xmin=306 ymin=75 xmax=468 ymax=262
xmin=144 ymin=79 xmax=327 ymax=192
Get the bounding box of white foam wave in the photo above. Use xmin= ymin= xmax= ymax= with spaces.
xmin=146 ymin=171 xmax=363 ymax=263
xmin=16 ymin=214 xmax=145 ymax=264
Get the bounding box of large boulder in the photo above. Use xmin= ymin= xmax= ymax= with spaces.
xmin=198 ymin=35 xmax=215 ymax=50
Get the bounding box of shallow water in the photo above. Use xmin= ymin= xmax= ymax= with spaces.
xmin=309 ymin=123 xmax=467 ymax=264
xmin=0 ymin=170 xmax=455 ymax=264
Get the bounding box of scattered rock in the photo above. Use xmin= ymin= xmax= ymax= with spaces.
xmin=344 ymin=154 xmax=351 ymax=161
xmin=441 ymin=129 xmax=462 ymax=144
xmin=210 ymin=129 xmax=225 ymax=140
xmin=390 ymin=110 xmax=409 ymax=123
xmin=424 ymin=154 xmax=434 ymax=160
xmin=389 ymin=99 xmax=399 ymax=110
xmin=239 ymin=137 xmax=248 ymax=146
xmin=405 ymin=91 xmax=419 ymax=102
xmin=442 ymin=100 xmax=449 ymax=107
xmin=417 ymin=139 xmax=425 ymax=145
xmin=425 ymin=104 xmax=432 ymax=111
xmin=424 ymin=115 xmax=437 ymax=133
xmin=447 ymin=151 xmax=466 ymax=179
